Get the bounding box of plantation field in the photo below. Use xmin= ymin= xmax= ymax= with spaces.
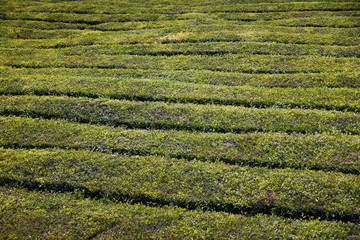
xmin=0 ymin=0 xmax=360 ymax=238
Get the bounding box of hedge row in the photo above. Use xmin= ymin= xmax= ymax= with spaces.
xmin=74 ymin=42 xmax=360 ymax=57
xmin=0 ymin=19 xmax=89 ymax=31
xmin=3 ymin=9 xmax=359 ymax=27
xmin=3 ymin=41 xmax=359 ymax=57
xmin=2 ymin=12 xmax=164 ymax=25
xmin=218 ymin=10 xmax=360 ymax=22
xmin=1 ymin=74 xmax=359 ymax=112
xmin=91 ymin=22 xmax=360 ymax=38
xmin=3 ymin=17 xmax=358 ymax=37
xmin=1 ymin=95 xmax=360 ymax=135
xmin=2 ymin=66 xmax=359 ymax=88
xmin=2 ymin=187 xmax=359 ymax=239
xmin=148 ymin=2 xmax=360 ymax=14
xmin=1 ymin=116 xmax=359 ymax=174
xmin=1 ymin=148 xmax=360 ymax=222
xmin=2 ymin=53 xmax=359 ymax=74
xmin=2 ymin=26 xmax=359 ymax=46
xmin=263 ymin=15 xmax=360 ymax=28
xmin=3 ymin=0 xmax=359 ymax=15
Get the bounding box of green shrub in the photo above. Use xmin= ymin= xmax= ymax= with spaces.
xmin=1 ymin=148 xmax=360 ymax=222
xmin=1 ymin=72 xmax=359 ymax=112
xmin=2 ymin=186 xmax=359 ymax=239
xmin=2 ymin=66 xmax=359 ymax=88
xmin=1 ymin=95 xmax=360 ymax=134
xmin=1 ymin=116 xmax=359 ymax=174
xmin=1 ymin=0 xmax=360 ymax=236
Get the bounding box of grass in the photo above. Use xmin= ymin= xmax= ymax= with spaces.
xmin=1 ymin=0 xmax=360 ymax=237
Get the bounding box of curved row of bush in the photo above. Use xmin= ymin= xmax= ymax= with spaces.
xmin=3 ymin=11 xmax=360 ymax=28
xmin=2 ymin=26 xmax=359 ymax=47
xmin=3 ymin=19 xmax=359 ymax=42
xmin=263 ymin=15 xmax=360 ymax=28
xmin=1 ymin=95 xmax=360 ymax=135
xmin=1 ymin=74 xmax=359 ymax=112
xmin=2 ymin=66 xmax=359 ymax=88
xmin=2 ymin=186 xmax=359 ymax=239
xmin=3 ymin=10 xmax=359 ymax=28
xmin=71 ymin=42 xmax=360 ymax=58
xmin=1 ymin=148 xmax=360 ymax=222
xmin=1 ymin=116 xmax=359 ymax=174
xmin=2 ymin=53 xmax=359 ymax=75
xmin=2 ymin=0 xmax=358 ymax=15
xmin=219 ymin=10 xmax=360 ymax=21
xmin=3 ymin=41 xmax=359 ymax=57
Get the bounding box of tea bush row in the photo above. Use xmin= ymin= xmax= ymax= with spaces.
xmin=217 ymin=10 xmax=360 ymax=22
xmin=1 ymin=95 xmax=360 ymax=135
xmin=2 ymin=0 xmax=358 ymax=15
xmin=2 ymin=52 xmax=359 ymax=75
xmin=1 ymin=148 xmax=360 ymax=222
xmin=263 ymin=15 xmax=360 ymax=28
xmin=6 ymin=12 xmax=360 ymax=30
xmin=1 ymin=186 xmax=359 ymax=239
xmin=1 ymin=73 xmax=359 ymax=112
xmin=3 ymin=41 xmax=359 ymax=57
xmin=1 ymin=116 xmax=359 ymax=174
xmin=2 ymin=25 xmax=359 ymax=46
xmin=2 ymin=66 xmax=359 ymax=88
xmin=2 ymin=12 xmax=162 ymax=25
xmin=3 ymin=9 xmax=359 ymax=28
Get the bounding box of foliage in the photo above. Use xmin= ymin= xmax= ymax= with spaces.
xmin=1 ymin=71 xmax=360 ymax=112
xmin=1 ymin=148 xmax=360 ymax=222
xmin=1 ymin=116 xmax=359 ymax=174
xmin=1 ymin=0 xmax=359 ymax=237
xmin=1 ymin=95 xmax=360 ymax=134
xmin=2 ymin=186 xmax=360 ymax=239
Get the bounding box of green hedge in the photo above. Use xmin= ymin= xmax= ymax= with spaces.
xmin=2 ymin=66 xmax=359 ymax=88
xmin=2 ymin=0 xmax=359 ymax=15
xmin=266 ymin=15 xmax=360 ymax=28
xmin=1 ymin=116 xmax=359 ymax=174
xmin=2 ymin=52 xmax=358 ymax=74
xmin=2 ymin=186 xmax=359 ymax=239
xmin=2 ymin=16 xmax=359 ymax=46
xmin=1 ymin=95 xmax=360 ymax=134
xmin=0 ymin=20 xmax=89 ymax=30
xmin=1 ymin=27 xmax=359 ymax=47
xmin=1 ymin=148 xmax=360 ymax=222
xmin=218 ymin=10 xmax=360 ymax=21
xmin=3 ymin=10 xmax=359 ymax=27
xmin=1 ymin=73 xmax=359 ymax=112
xmin=3 ymin=41 xmax=359 ymax=57
xmin=2 ymin=12 xmax=164 ymax=25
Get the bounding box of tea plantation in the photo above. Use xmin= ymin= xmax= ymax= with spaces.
xmin=0 ymin=0 xmax=360 ymax=238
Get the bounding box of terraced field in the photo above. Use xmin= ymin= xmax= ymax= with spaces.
xmin=1 ymin=0 xmax=360 ymax=238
